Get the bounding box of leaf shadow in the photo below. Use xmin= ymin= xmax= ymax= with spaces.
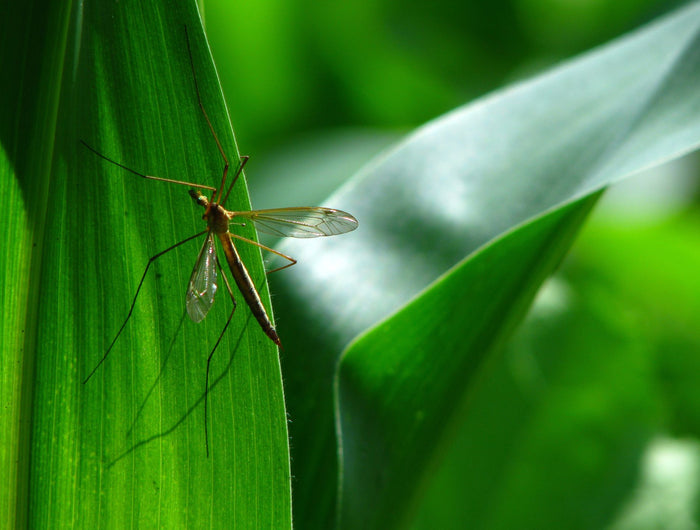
xmin=105 ymin=311 xmax=254 ymax=467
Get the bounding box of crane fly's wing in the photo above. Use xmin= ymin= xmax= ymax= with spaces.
xmin=233 ymin=207 xmax=359 ymax=238
xmin=186 ymin=234 xmax=218 ymax=322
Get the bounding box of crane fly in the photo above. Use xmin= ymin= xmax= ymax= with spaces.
xmin=82 ymin=27 xmax=358 ymax=456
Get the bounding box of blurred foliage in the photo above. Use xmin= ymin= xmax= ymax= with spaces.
xmin=205 ymin=0 xmax=680 ymax=163
xmin=410 ymin=178 xmax=700 ymax=528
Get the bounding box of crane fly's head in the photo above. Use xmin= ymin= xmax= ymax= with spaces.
xmin=188 ymin=188 xmax=212 ymax=219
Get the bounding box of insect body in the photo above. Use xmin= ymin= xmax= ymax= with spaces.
xmin=82 ymin=27 xmax=358 ymax=456
xmin=188 ymin=187 xmax=280 ymax=346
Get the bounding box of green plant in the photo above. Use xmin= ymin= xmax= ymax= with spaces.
xmin=3 ymin=1 xmax=700 ymax=528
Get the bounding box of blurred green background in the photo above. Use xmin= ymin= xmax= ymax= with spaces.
xmin=203 ymin=0 xmax=690 ymax=206
xmin=203 ymin=0 xmax=700 ymax=527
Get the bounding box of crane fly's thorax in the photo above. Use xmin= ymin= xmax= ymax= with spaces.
xmin=207 ymin=203 xmax=231 ymax=234
xmin=189 ymin=189 xmax=231 ymax=234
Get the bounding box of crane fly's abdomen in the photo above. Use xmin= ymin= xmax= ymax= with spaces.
xmin=217 ymin=232 xmax=281 ymax=346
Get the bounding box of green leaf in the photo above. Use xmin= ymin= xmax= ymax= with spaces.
xmin=339 ymin=192 xmax=604 ymax=529
xmin=413 ymin=208 xmax=700 ymax=529
xmin=2 ymin=2 xmax=291 ymax=528
xmin=267 ymin=3 xmax=700 ymax=527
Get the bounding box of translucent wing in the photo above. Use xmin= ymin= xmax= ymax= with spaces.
xmin=233 ymin=207 xmax=359 ymax=238
xmin=186 ymin=234 xmax=218 ymax=322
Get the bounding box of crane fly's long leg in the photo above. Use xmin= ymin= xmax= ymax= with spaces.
xmin=184 ymin=26 xmax=228 ymax=205
xmin=183 ymin=27 xmax=249 ymax=209
xmin=203 ymin=253 xmax=237 ymax=457
xmin=228 ymin=232 xmax=298 ymax=274
xmin=221 ymin=156 xmax=249 ymax=208
xmin=83 ymin=230 xmax=208 ymax=384
xmin=81 ymin=140 xmax=216 ymax=192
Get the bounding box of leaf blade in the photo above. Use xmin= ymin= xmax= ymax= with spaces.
xmin=2 ymin=3 xmax=292 ymax=528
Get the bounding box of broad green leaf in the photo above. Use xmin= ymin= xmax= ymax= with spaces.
xmin=419 ymin=209 xmax=700 ymax=529
xmin=267 ymin=3 xmax=700 ymax=527
xmin=2 ymin=1 xmax=291 ymax=528
xmin=339 ymin=192 xmax=604 ymax=529
xmin=409 ymin=223 xmax=663 ymax=529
